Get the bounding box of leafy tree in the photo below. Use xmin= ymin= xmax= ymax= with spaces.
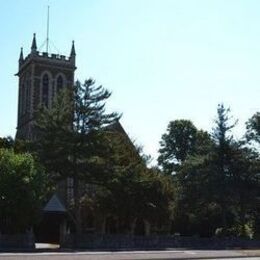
xmin=173 ymin=154 xmax=222 ymax=236
xmin=158 ymin=120 xmax=198 ymax=174
xmin=34 ymin=79 xmax=120 ymax=235
xmin=246 ymin=112 xmax=260 ymax=144
xmin=228 ymin=144 xmax=260 ymax=237
xmin=243 ymin=112 xmax=260 ymax=237
xmin=91 ymin=169 xmax=174 ymax=235
xmin=158 ymin=120 xmax=213 ymax=175
xmin=0 ymin=149 xmax=47 ymax=234
xmin=195 ymin=130 xmax=214 ymax=155
xmin=0 ymin=136 xmax=14 ymax=149
xmin=157 ymin=120 xmax=216 ymax=235
xmin=0 ymin=136 xmax=32 ymax=154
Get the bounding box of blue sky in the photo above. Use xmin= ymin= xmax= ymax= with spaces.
xmin=0 ymin=0 xmax=259 ymax=161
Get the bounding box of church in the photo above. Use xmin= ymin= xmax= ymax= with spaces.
xmin=15 ymin=34 xmax=151 ymax=244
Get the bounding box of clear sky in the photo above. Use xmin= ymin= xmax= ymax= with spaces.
xmin=0 ymin=0 xmax=259 ymax=161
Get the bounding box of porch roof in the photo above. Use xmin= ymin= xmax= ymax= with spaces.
xmin=43 ymin=194 xmax=67 ymax=212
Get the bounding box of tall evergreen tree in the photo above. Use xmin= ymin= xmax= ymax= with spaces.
xmin=35 ymin=79 xmax=120 ymax=235
xmin=211 ymin=104 xmax=238 ymax=230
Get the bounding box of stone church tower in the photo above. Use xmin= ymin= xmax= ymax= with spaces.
xmin=16 ymin=34 xmax=76 ymax=140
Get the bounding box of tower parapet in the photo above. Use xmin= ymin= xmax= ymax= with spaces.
xmin=18 ymin=50 xmax=76 ymax=75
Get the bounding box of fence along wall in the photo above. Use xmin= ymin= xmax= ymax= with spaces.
xmin=0 ymin=233 xmax=35 ymax=249
xmin=62 ymin=234 xmax=260 ymax=249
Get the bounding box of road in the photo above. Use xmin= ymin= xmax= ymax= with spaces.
xmin=1 ymin=250 xmax=260 ymax=260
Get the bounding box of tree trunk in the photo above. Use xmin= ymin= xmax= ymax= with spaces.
xmin=73 ymin=175 xmax=82 ymax=246
xmin=239 ymin=193 xmax=247 ymax=236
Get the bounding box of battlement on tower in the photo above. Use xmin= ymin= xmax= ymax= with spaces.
xmin=18 ymin=51 xmax=75 ymax=73
xmin=25 ymin=51 xmax=71 ymax=61
xmin=17 ymin=33 xmax=76 ymax=75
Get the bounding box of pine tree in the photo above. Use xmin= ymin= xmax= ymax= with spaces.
xmin=211 ymin=104 xmax=238 ymax=231
xmin=34 ymin=79 xmax=120 ymax=236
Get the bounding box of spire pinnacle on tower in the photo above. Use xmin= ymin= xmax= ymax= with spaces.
xmin=70 ymin=40 xmax=76 ymax=56
xmin=31 ymin=33 xmax=37 ymax=52
xmin=19 ymin=47 xmax=24 ymax=61
xmin=70 ymin=40 xmax=76 ymax=65
xmin=18 ymin=47 xmax=24 ymax=68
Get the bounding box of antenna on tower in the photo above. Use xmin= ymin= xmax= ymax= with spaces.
xmin=46 ymin=5 xmax=50 ymax=53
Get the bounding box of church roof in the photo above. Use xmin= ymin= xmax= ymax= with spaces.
xmin=43 ymin=194 xmax=67 ymax=213
xmin=105 ymin=120 xmax=126 ymax=134
xmin=105 ymin=120 xmax=143 ymax=163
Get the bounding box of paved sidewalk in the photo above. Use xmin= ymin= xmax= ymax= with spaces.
xmin=0 ymin=249 xmax=260 ymax=260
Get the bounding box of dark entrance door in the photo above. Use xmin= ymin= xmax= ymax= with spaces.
xmin=134 ymin=218 xmax=146 ymax=236
xmin=35 ymin=213 xmax=64 ymax=243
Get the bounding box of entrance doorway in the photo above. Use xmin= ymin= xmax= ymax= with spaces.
xmin=34 ymin=213 xmax=64 ymax=244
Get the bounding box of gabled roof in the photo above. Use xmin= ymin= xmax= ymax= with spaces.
xmin=43 ymin=194 xmax=66 ymax=212
xmin=105 ymin=120 xmax=144 ymax=163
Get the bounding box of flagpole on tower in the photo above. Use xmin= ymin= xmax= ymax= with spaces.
xmin=46 ymin=5 xmax=50 ymax=53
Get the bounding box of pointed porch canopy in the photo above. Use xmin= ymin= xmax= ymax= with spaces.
xmin=43 ymin=194 xmax=67 ymax=213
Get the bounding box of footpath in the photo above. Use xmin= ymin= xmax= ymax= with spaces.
xmin=0 ymin=249 xmax=260 ymax=260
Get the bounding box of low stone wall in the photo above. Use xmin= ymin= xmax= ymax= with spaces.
xmin=0 ymin=233 xmax=35 ymax=249
xmin=61 ymin=234 xmax=260 ymax=249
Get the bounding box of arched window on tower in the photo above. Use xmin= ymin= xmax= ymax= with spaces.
xmin=21 ymin=83 xmax=25 ymax=115
xmin=57 ymin=75 xmax=64 ymax=93
xmin=42 ymin=74 xmax=49 ymax=107
xmin=26 ymin=82 xmax=30 ymax=112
